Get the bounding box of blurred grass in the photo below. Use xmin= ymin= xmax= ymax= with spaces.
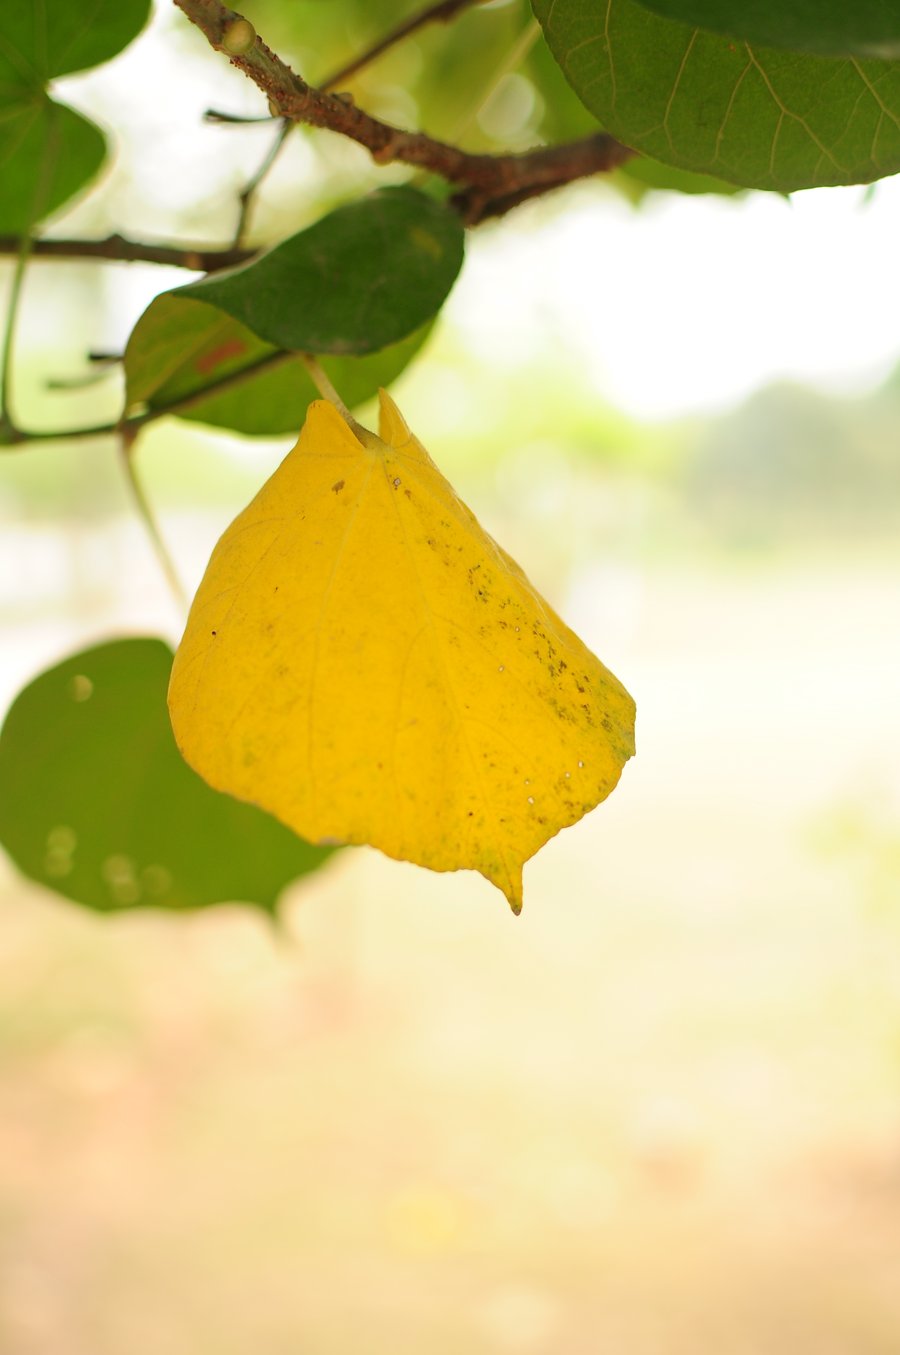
xmin=2 ymin=516 xmax=900 ymax=1352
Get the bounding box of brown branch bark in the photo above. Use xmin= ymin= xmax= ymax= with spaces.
xmin=172 ymin=0 xmax=635 ymax=224
xmin=0 ymin=233 xmax=254 ymax=270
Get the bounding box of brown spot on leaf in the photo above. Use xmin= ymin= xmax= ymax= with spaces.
xmin=196 ymin=338 xmax=247 ymax=374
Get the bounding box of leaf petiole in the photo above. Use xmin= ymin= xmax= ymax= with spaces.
xmin=299 ymin=352 xmax=369 ymax=443
xmin=119 ymin=430 xmax=187 ymax=609
xmin=0 ymin=233 xmax=33 ymax=440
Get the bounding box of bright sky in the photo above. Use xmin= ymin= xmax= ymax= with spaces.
xmin=451 ymin=175 xmax=900 ymax=420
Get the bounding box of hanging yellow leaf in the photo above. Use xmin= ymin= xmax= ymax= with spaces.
xmin=168 ymin=391 xmax=635 ymax=912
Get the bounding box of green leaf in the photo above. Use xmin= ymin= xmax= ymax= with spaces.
xmin=631 ymin=0 xmax=900 ymax=60
xmin=523 ymin=30 xmax=740 ymax=200
xmin=178 ymin=187 xmax=465 ymax=356
xmin=532 ymin=0 xmax=900 ymax=190
xmin=0 ymin=639 xmax=336 ymax=915
xmin=0 ymin=0 xmax=152 ymax=92
xmin=0 ymin=95 xmax=106 ymax=231
xmin=124 ymin=293 xmax=432 ymax=436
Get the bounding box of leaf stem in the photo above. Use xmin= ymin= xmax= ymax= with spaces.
xmin=232 ymin=117 xmax=292 ymax=246
xmin=119 ymin=432 xmax=187 ymax=608
xmin=300 ymin=353 xmax=368 ymax=442
xmin=0 ymin=234 xmax=33 ymax=440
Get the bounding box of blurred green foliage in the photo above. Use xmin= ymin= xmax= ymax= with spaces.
xmin=0 ymin=640 xmax=336 ymax=915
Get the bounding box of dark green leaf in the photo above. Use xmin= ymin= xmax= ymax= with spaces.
xmin=124 ymin=294 xmax=433 ymax=436
xmin=0 ymin=639 xmax=335 ymax=915
xmin=0 ymin=96 xmax=106 ymax=231
xmin=523 ymin=31 xmax=740 ymax=200
xmin=178 ymin=187 xmax=465 ymax=356
xmin=631 ymin=0 xmax=900 ymax=59
xmin=532 ymin=0 xmax=900 ymax=190
xmin=0 ymin=0 xmax=151 ymax=92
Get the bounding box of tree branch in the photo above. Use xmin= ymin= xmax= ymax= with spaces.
xmin=172 ymin=0 xmax=635 ymax=224
xmin=0 ymin=233 xmax=254 ymax=270
xmin=231 ymin=117 xmax=291 ymax=247
xmin=450 ymin=134 xmax=635 ymax=221
xmin=216 ymin=0 xmax=490 ymax=246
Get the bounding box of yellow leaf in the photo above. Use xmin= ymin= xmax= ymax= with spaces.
xmin=168 ymin=391 xmax=635 ymax=912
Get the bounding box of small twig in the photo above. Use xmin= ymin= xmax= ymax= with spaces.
xmin=120 ymin=430 xmax=187 ymax=607
xmin=172 ymin=0 xmax=635 ymax=224
xmin=2 ymin=348 xmax=296 ymax=450
xmin=1 ymin=419 xmax=122 ymax=448
xmin=46 ymin=357 xmax=122 ymax=390
xmin=318 ymin=0 xmax=485 ymax=93
xmin=204 ymin=108 xmax=277 ymax=123
xmin=232 ymin=117 xmax=292 ymax=246
xmin=0 ymin=233 xmax=254 ymax=271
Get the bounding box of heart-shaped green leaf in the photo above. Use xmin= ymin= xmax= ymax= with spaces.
xmin=178 ymin=187 xmax=465 ymax=356
xmin=0 ymin=0 xmax=151 ymax=92
xmin=0 ymin=639 xmax=336 ymax=915
xmin=0 ymin=96 xmax=106 ymax=231
xmin=533 ymin=0 xmax=900 ymax=190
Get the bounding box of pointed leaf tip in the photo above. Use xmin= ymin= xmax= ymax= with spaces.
xmin=378 ymin=387 xmax=413 ymax=447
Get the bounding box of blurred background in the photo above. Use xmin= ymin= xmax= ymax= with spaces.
xmin=2 ymin=1 xmax=900 ymax=1352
